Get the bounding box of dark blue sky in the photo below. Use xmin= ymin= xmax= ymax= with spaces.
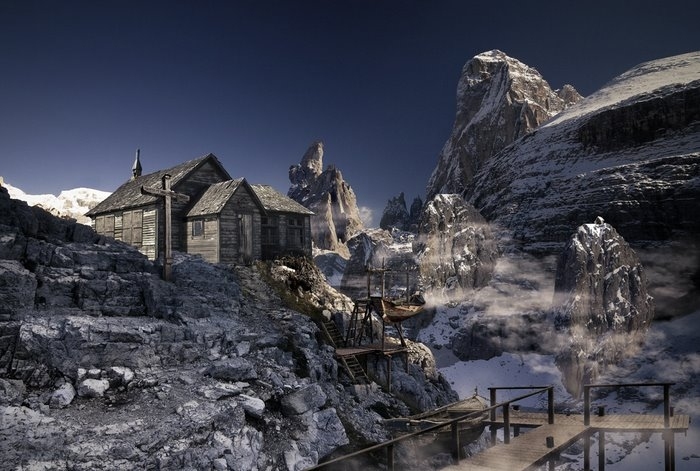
xmin=1 ymin=0 xmax=697 ymax=225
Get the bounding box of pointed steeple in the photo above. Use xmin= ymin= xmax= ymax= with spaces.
xmin=132 ymin=149 xmax=142 ymax=180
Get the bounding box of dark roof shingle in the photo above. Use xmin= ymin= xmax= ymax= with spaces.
xmin=86 ymin=154 xmax=228 ymax=216
xmin=250 ymin=184 xmax=314 ymax=215
xmin=185 ymin=178 xmax=245 ymax=217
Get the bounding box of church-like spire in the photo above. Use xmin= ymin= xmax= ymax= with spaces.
xmin=132 ymin=149 xmax=142 ymax=180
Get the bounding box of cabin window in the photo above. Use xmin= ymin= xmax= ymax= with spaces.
xmin=192 ymin=219 xmax=204 ymax=238
xmin=261 ymin=215 xmax=279 ymax=245
xmin=287 ymin=216 xmax=304 ymax=248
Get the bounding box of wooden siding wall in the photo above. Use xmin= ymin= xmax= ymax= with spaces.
xmin=93 ymin=205 xmax=158 ymax=260
xmin=169 ymin=160 xmax=229 ymax=252
xmin=219 ymin=186 xmax=262 ymax=264
xmin=186 ymin=217 xmax=220 ymax=263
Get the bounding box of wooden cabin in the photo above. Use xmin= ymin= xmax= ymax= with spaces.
xmin=250 ymin=184 xmax=314 ymax=260
xmin=86 ymin=152 xmax=313 ymax=263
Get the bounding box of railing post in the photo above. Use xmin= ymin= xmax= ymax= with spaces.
xmin=490 ymin=388 xmax=497 ymax=445
xmin=503 ymin=403 xmax=511 ymax=445
xmin=451 ymin=422 xmax=460 ymax=462
xmin=548 ymin=386 xmax=554 ymax=424
xmin=584 ymin=385 xmax=591 ymax=426
xmin=386 ymin=443 xmax=394 ymax=471
xmin=663 ymin=383 xmax=671 ymax=428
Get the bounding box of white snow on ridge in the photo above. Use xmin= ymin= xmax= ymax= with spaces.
xmin=546 ymin=51 xmax=700 ymax=127
xmin=3 ymin=181 xmax=110 ymax=225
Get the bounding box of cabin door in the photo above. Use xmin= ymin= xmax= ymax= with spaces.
xmin=239 ymin=213 xmax=253 ymax=261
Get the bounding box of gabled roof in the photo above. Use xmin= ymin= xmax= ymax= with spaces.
xmin=250 ymin=184 xmax=314 ymax=215
xmin=86 ymin=154 xmax=230 ymax=217
xmin=186 ymin=178 xmax=267 ymax=217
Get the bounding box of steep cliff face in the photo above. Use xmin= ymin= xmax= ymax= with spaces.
xmin=552 ymin=218 xmax=654 ymax=396
xmin=289 ymin=141 xmax=364 ymax=256
xmin=425 ymin=49 xmax=582 ymax=201
xmin=469 ymin=51 xmax=700 ymax=253
xmin=413 ymin=194 xmax=498 ymax=295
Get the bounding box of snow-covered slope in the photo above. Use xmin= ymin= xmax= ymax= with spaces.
xmin=469 ymin=51 xmax=700 ymax=252
xmin=3 ymin=182 xmax=110 ymax=226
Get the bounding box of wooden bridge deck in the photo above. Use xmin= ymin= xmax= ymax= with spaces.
xmin=442 ymin=411 xmax=690 ymax=471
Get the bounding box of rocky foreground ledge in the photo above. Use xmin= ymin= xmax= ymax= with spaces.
xmin=0 ymin=187 xmax=456 ymax=470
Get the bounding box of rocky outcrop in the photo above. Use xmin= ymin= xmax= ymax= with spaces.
xmin=553 ymin=218 xmax=654 ymax=333
xmin=0 ymin=186 xmax=456 ymax=469
xmin=379 ymin=193 xmax=422 ymax=232
xmin=469 ymin=52 xmax=700 ymax=254
xmin=552 ymin=218 xmax=654 ymax=396
xmin=288 ymin=141 xmax=364 ymax=256
xmin=413 ymin=195 xmax=498 ymax=296
xmin=425 ymin=50 xmax=582 ymax=201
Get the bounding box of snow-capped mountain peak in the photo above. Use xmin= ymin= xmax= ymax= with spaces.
xmin=2 ymin=180 xmax=110 ymax=225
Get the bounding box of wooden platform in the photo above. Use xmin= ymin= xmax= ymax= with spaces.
xmin=442 ymin=411 xmax=690 ymax=471
xmin=335 ymin=344 xmax=407 ymax=358
xmin=451 ymin=423 xmax=588 ymax=471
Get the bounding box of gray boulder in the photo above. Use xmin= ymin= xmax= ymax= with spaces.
xmin=205 ymin=358 xmax=258 ymax=382
xmin=281 ymin=383 xmax=327 ymax=416
xmin=77 ymin=378 xmax=110 ymax=398
xmin=50 ymin=382 xmax=76 ymax=408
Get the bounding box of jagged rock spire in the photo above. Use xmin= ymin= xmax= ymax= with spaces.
xmin=132 ymin=149 xmax=142 ymax=180
xmin=288 ymin=141 xmax=364 ymax=256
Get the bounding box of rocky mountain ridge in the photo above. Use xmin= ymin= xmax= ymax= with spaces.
xmin=425 ymin=49 xmax=582 ymax=202
xmin=468 ymin=51 xmax=700 ymax=253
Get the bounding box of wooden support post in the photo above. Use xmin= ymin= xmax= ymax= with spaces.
xmin=489 ymin=388 xmax=497 ymax=446
xmin=584 ymin=385 xmax=591 ymax=426
xmin=503 ymin=404 xmax=511 ymax=445
xmin=386 ymin=355 xmax=392 ymax=392
xmin=599 ymin=430 xmax=606 ymax=470
xmin=663 ymin=384 xmax=671 ymax=428
xmin=451 ymin=422 xmax=460 ymax=463
xmin=548 ymin=387 xmax=555 ymax=424
xmin=584 ymin=434 xmax=591 ymax=471
xmin=386 ymin=443 xmax=394 ymax=471
xmin=141 ymin=174 xmax=189 ymax=281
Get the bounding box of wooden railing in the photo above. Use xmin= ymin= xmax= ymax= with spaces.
xmin=305 ymin=385 xmax=555 ymax=470
xmin=488 ymin=386 xmax=555 ymax=445
xmin=583 ymin=382 xmax=675 ymax=426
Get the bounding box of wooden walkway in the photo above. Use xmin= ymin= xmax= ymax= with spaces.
xmin=442 ymin=411 xmax=690 ymax=471
xmin=306 ymin=383 xmax=690 ymax=471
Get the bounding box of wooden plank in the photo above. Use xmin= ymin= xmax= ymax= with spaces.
xmin=444 ymin=423 xmax=588 ymax=471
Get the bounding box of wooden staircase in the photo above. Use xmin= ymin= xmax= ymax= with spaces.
xmin=321 ymin=316 xmax=370 ymax=384
xmin=345 ymin=299 xmax=372 ymax=347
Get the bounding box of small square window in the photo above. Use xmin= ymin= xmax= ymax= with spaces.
xmin=192 ymin=219 xmax=204 ymax=237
